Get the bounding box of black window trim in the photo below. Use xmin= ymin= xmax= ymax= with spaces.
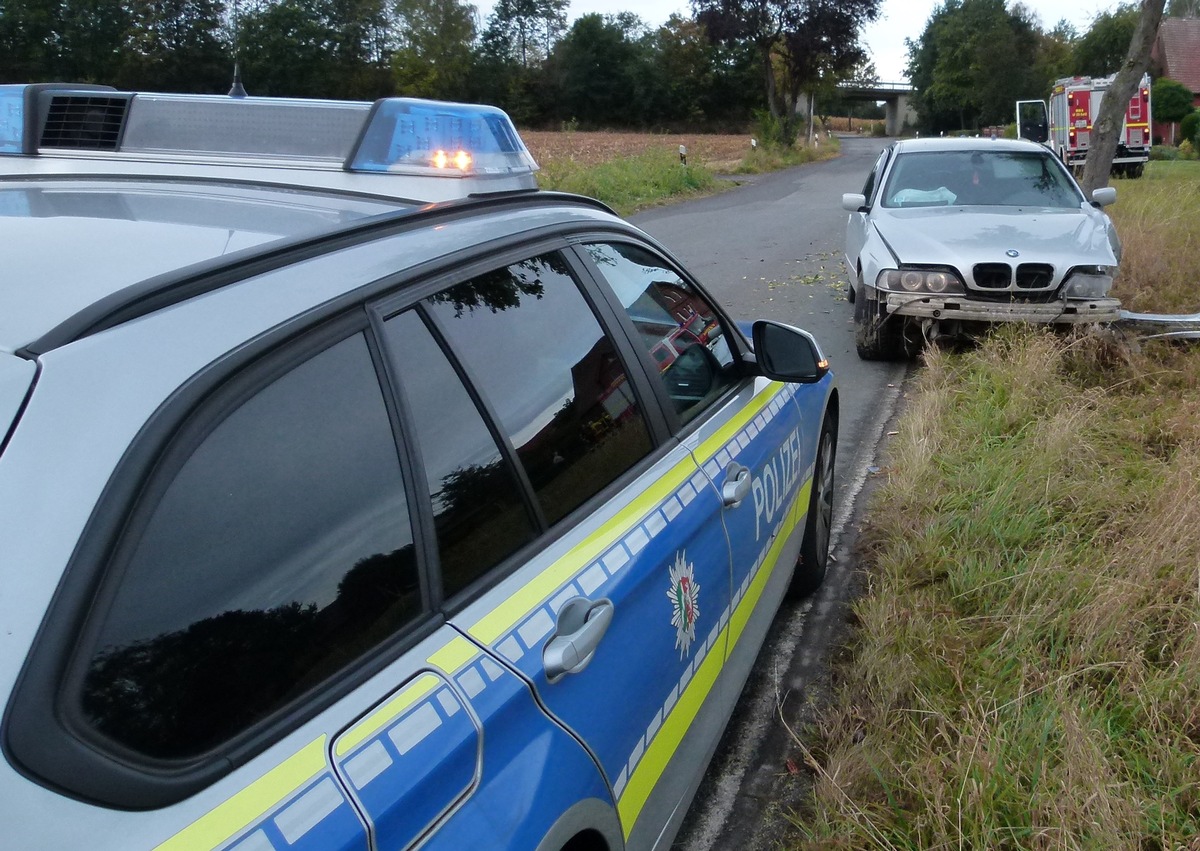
xmin=368 ymin=232 xmax=675 ymax=451
xmin=4 ymin=310 xmax=440 ymax=810
xmin=366 ymin=240 xmax=685 ymax=614
xmin=864 ymin=146 xmax=892 ymax=206
xmin=376 ymin=303 xmax=546 ymax=610
xmin=416 ymin=301 xmax=550 ymax=532
xmin=567 ymin=235 xmax=753 ymax=442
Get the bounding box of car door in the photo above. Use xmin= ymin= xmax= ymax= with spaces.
xmin=846 ymin=146 xmax=891 ymax=281
xmin=327 ymin=627 xmax=617 ymax=851
xmin=575 ymin=239 xmax=818 ymax=844
xmin=576 ymin=237 xmax=818 ymax=675
xmin=376 ymin=249 xmax=735 ymax=849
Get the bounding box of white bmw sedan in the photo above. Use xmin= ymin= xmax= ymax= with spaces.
xmin=842 ymin=138 xmax=1123 ymax=360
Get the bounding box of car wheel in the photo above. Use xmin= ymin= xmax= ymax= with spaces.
xmin=846 ymin=280 xmax=856 ymax=304
xmin=789 ymin=413 xmax=836 ymax=597
xmin=853 ymin=283 xmax=907 ymax=360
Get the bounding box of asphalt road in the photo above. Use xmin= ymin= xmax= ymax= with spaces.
xmin=631 ymin=135 xmax=909 ymax=849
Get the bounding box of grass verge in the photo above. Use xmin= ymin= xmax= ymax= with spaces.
xmin=1107 ymin=160 xmax=1200 ymax=314
xmin=734 ymin=137 xmax=840 ymax=174
xmin=534 ymin=137 xmax=839 ymax=215
xmin=535 ymin=148 xmax=719 ymax=217
xmin=797 ymin=162 xmax=1200 ymax=848
xmin=799 ymin=330 xmax=1200 ymax=849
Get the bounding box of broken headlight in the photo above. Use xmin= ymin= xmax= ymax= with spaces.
xmin=1062 ymin=265 xmax=1114 ymax=299
xmin=876 ymin=267 xmax=965 ymax=295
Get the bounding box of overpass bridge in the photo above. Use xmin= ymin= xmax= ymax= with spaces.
xmin=833 ymin=81 xmax=915 ymax=136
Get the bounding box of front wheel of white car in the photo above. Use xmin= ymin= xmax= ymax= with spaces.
xmin=853 ymin=283 xmax=907 ymax=361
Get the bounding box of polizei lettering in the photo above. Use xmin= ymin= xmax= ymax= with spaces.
xmin=751 ymin=426 xmax=803 ymax=542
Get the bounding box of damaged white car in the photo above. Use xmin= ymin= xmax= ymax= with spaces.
xmin=843 ymin=138 xmax=1122 ymax=360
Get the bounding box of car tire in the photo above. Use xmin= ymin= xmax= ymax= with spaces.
xmin=853 ymin=283 xmax=907 ymax=361
xmin=789 ymin=413 xmax=836 ymax=597
xmin=846 ymin=280 xmax=856 ymax=304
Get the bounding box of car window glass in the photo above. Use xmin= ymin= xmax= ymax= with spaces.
xmin=882 ymin=150 xmax=1081 ymax=208
xmin=382 ymin=309 xmax=538 ymax=597
xmin=424 ymin=253 xmax=653 ymax=527
xmin=583 ymin=242 xmax=737 ymax=425
xmin=862 ymin=149 xmax=887 ymax=200
xmin=81 ymin=333 xmax=418 ymax=760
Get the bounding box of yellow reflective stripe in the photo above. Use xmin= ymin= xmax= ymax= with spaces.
xmin=334 ymin=673 xmax=439 ymax=758
xmin=617 ymin=621 xmax=723 ymax=832
xmin=428 ymin=635 xmax=477 ymax=675
xmin=469 ymin=454 xmax=696 ymax=644
xmin=153 ymin=737 xmax=327 ymax=851
xmin=729 ymin=480 xmax=809 ymax=649
xmin=691 ymin=383 xmax=783 ymax=466
xmin=617 ymin=475 xmax=809 ymax=837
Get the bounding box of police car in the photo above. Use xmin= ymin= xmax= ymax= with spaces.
xmin=0 ymin=84 xmax=838 ymax=851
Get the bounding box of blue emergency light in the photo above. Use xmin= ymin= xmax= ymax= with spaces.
xmin=350 ymin=99 xmax=537 ymax=176
xmin=0 ymin=85 xmax=25 ymax=154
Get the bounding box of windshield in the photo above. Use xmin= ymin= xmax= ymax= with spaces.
xmin=881 ymin=150 xmax=1083 ymax=209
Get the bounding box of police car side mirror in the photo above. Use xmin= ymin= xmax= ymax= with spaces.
xmin=750 ymin=321 xmax=829 ymax=383
xmin=1091 ymin=187 xmax=1117 ymax=208
xmin=841 ymin=193 xmax=867 ymax=213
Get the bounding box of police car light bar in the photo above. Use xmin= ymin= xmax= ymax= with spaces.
xmin=0 ymin=84 xmax=538 ymax=181
xmin=350 ymin=98 xmax=537 ymax=177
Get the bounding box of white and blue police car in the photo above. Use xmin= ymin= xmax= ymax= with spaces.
xmin=0 ymin=83 xmax=838 ymax=851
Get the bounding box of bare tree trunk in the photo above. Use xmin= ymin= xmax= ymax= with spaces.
xmin=764 ymin=50 xmax=779 ymax=118
xmin=1079 ymin=0 xmax=1166 ymax=194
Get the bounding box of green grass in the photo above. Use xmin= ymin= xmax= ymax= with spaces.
xmin=795 ymin=165 xmax=1200 ymax=847
xmin=734 ymin=136 xmax=841 ymax=174
xmin=534 ymin=138 xmax=839 ymax=215
xmin=796 ymin=329 xmax=1200 ymax=849
xmin=535 ymin=148 xmax=720 ymax=216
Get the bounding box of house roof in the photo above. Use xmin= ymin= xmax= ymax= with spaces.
xmin=1155 ymin=17 xmax=1200 ymax=93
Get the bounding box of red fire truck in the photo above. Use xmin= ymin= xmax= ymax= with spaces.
xmin=1017 ymin=73 xmax=1152 ymax=178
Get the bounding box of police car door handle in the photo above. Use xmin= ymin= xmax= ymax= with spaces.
xmin=543 ymin=597 xmax=614 ymax=681
xmin=722 ymin=462 xmax=751 ymax=507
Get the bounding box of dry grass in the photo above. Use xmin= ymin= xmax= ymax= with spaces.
xmin=797 ymin=326 xmax=1200 ymax=848
xmin=1107 ymin=161 xmax=1200 ymax=314
xmin=521 ymin=130 xmax=756 ymax=173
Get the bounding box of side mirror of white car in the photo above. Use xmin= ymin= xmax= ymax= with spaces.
xmin=841 ymin=193 xmax=867 ymax=212
xmin=1091 ymin=187 xmax=1117 ymax=207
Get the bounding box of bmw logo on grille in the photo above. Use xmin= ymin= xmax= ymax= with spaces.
xmin=1006 ymin=249 xmax=1020 ymax=258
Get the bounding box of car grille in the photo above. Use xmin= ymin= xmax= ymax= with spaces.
xmin=1016 ymin=263 xmax=1054 ymax=289
xmin=971 ymin=262 xmax=1056 ymax=293
xmin=973 ymin=263 xmax=1011 ymax=289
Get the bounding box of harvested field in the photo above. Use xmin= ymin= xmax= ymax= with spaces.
xmin=520 ymin=130 xmax=754 ymax=171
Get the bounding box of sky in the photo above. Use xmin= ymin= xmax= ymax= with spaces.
xmin=484 ymin=0 xmax=1126 ymax=82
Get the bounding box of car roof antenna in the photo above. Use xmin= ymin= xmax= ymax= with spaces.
xmin=227 ymin=0 xmax=247 ymax=98
xmin=228 ymin=63 xmax=248 ymax=98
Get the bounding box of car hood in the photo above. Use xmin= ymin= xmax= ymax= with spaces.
xmin=872 ymin=206 xmax=1119 ymax=270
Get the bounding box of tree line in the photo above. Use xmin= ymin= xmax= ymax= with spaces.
xmin=907 ymin=0 xmax=1199 ymax=135
xmin=1 ymin=0 xmax=1195 ymax=138
xmin=0 ymin=0 xmax=885 ymax=137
